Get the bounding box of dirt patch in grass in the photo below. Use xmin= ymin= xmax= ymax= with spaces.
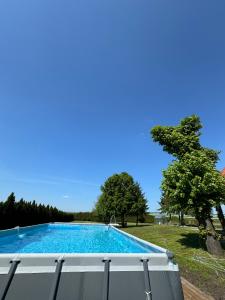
xmin=180 ymin=265 xmax=225 ymax=300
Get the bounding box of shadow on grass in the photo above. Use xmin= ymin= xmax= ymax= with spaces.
xmin=177 ymin=232 xmax=206 ymax=250
xmin=179 ymin=232 xmax=225 ymax=252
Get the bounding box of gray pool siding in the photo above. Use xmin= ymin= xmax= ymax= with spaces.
xmin=0 ymin=270 xmax=183 ymax=300
xmin=0 ymin=224 xmax=184 ymax=299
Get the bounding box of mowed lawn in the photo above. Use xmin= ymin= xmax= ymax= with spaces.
xmin=123 ymin=224 xmax=225 ymax=300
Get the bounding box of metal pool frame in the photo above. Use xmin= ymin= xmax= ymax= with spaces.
xmin=0 ymin=223 xmax=184 ymax=300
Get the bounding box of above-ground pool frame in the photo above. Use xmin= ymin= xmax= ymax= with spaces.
xmin=0 ymin=223 xmax=183 ymax=300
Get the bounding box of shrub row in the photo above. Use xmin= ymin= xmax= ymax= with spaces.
xmin=73 ymin=212 xmax=100 ymax=222
xmin=73 ymin=212 xmax=155 ymax=224
xmin=0 ymin=193 xmax=74 ymax=230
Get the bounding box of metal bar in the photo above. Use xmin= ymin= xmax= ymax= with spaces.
xmin=0 ymin=260 xmax=20 ymax=300
xmin=48 ymin=259 xmax=64 ymax=300
xmin=102 ymin=259 xmax=111 ymax=300
xmin=141 ymin=259 xmax=152 ymax=300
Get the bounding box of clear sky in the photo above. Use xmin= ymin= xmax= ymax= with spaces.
xmin=0 ymin=0 xmax=225 ymax=212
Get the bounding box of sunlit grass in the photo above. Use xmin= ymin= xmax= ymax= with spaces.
xmin=123 ymin=224 xmax=225 ymax=298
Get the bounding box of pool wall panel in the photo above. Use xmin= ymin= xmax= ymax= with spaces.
xmin=0 ymin=223 xmax=184 ymax=299
xmin=0 ymin=270 xmax=183 ymax=300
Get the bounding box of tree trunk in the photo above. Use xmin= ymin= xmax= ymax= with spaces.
xmin=178 ymin=211 xmax=185 ymax=226
xmin=215 ymin=205 xmax=225 ymax=232
xmin=121 ymin=215 xmax=125 ymax=228
xmin=205 ymin=218 xmax=224 ymax=256
xmin=180 ymin=211 xmax=185 ymax=226
xmin=136 ymin=215 xmax=138 ymax=226
xmin=167 ymin=214 xmax=171 ymax=224
xmin=195 ymin=213 xmax=223 ymax=255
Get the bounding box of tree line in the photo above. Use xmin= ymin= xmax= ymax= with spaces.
xmin=73 ymin=211 xmax=155 ymax=224
xmin=0 ymin=193 xmax=74 ymax=230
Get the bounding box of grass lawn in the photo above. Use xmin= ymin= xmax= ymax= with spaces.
xmin=123 ymin=224 xmax=225 ymax=300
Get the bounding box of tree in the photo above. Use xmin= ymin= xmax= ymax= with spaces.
xmin=130 ymin=183 xmax=148 ymax=226
xmin=151 ymin=115 xmax=225 ymax=255
xmin=162 ymin=151 xmax=225 ymax=254
xmin=95 ymin=172 xmax=148 ymax=227
xmin=218 ymin=169 xmax=225 ymax=231
xmin=152 ymin=115 xmax=225 ymax=230
xmin=151 ymin=115 xmax=219 ymax=162
xmin=4 ymin=193 xmax=16 ymax=228
xmin=0 ymin=193 xmax=74 ymax=229
xmin=160 ymin=195 xmax=185 ymax=225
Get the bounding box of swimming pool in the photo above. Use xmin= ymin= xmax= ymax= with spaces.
xmin=0 ymin=223 xmax=184 ymax=300
xmin=0 ymin=223 xmax=162 ymax=254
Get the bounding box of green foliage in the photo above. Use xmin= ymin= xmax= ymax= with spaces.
xmin=151 ymin=115 xmax=225 ymax=254
xmin=73 ymin=211 xmax=100 ymax=222
xmin=147 ymin=214 xmax=155 ymax=223
xmin=166 ymin=215 xmax=199 ymax=227
xmin=0 ymin=193 xmax=74 ymax=229
xmin=151 ymin=115 xmax=202 ymax=158
xmin=151 ymin=115 xmax=219 ymax=163
xmin=73 ymin=212 xmax=155 ymax=224
xmin=161 ymin=150 xmax=225 ymax=221
xmin=142 ymin=214 xmax=155 ymax=223
xmin=151 ymin=115 xmax=225 ymax=219
xmin=95 ymin=172 xmax=148 ymax=227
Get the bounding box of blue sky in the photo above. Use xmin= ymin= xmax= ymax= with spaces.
xmin=0 ymin=0 xmax=225 ymax=212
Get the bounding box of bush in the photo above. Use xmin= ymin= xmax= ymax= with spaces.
xmin=0 ymin=193 xmax=74 ymax=230
xmin=163 ymin=215 xmax=199 ymax=226
xmin=73 ymin=212 xmax=155 ymax=225
xmin=145 ymin=214 xmax=155 ymax=223
xmin=73 ymin=212 xmax=100 ymax=222
xmin=184 ymin=218 xmax=198 ymax=227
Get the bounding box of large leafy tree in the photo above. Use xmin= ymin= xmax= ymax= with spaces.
xmin=151 ymin=115 xmax=218 ymax=162
xmin=130 ymin=182 xmax=148 ymax=225
xmin=95 ymin=172 xmax=148 ymax=227
xmin=151 ymin=115 xmax=225 ymax=255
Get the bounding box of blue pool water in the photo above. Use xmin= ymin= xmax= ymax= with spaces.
xmin=0 ymin=224 xmax=161 ymax=254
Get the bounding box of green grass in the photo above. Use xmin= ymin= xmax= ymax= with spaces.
xmin=123 ymin=224 xmax=225 ymax=299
